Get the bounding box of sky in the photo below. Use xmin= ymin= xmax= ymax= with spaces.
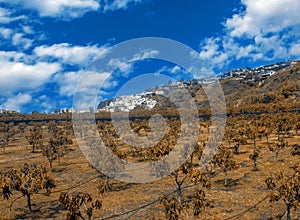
xmin=0 ymin=0 xmax=299 ymax=113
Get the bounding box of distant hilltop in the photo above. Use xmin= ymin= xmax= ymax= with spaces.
xmin=0 ymin=109 xmax=20 ymax=115
xmin=220 ymin=60 xmax=297 ymax=80
xmin=97 ymin=60 xmax=299 ymax=112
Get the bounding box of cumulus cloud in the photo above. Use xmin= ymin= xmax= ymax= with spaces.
xmin=225 ymin=0 xmax=300 ymax=37
xmin=1 ymin=93 xmax=32 ymax=111
xmin=199 ymin=0 xmax=300 ymax=70
xmin=0 ymin=7 xmax=11 ymax=23
xmin=0 ymin=52 xmax=61 ymax=111
xmin=0 ymin=27 xmax=12 ymax=39
xmin=35 ymin=95 xmax=55 ymax=113
xmin=22 ymin=26 xmax=34 ymax=35
xmin=0 ymin=59 xmax=61 ymax=96
xmin=0 ymin=43 xmax=110 ymax=112
xmin=290 ymin=43 xmax=300 ymax=56
xmin=12 ymin=33 xmax=34 ymax=50
xmin=107 ymin=58 xmax=133 ymax=75
xmin=0 ymin=51 xmax=31 ymax=63
xmin=62 ymin=70 xmax=110 ymax=110
xmin=0 ymin=28 xmax=36 ymax=51
xmin=106 ymin=49 xmax=159 ymax=76
xmin=102 ymin=0 xmax=143 ymax=12
xmin=0 ymin=0 xmax=144 ymax=20
xmin=153 ymin=65 xmax=193 ymax=81
xmin=132 ymin=49 xmax=159 ymax=60
xmin=0 ymin=7 xmax=35 ymax=50
xmin=0 ymin=0 xmax=100 ymax=20
xmin=0 ymin=7 xmax=25 ymax=23
xmin=53 ymin=69 xmax=119 ymax=110
xmin=53 ymin=71 xmax=81 ymax=97
xmin=53 ymin=49 xmax=159 ymax=110
xmin=199 ymin=37 xmax=229 ymax=69
xmin=34 ymin=43 xmax=110 ymax=66
xmin=0 ymin=10 xmax=36 ymax=50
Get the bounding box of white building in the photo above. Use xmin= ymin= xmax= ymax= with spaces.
xmin=101 ymin=93 xmax=158 ymax=113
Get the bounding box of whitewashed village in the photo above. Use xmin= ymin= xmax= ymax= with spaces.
xmin=97 ymin=60 xmax=296 ymax=113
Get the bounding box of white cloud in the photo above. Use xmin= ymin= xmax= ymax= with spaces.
xmin=153 ymin=65 xmax=193 ymax=81
xmin=0 ymin=7 xmax=25 ymax=23
xmin=0 ymin=51 xmax=31 ymax=63
xmin=0 ymin=59 xmax=61 ymax=96
xmin=61 ymin=70 xmax=110 ymax=110
xmin=290 ymin=43 xmax=300 ymax=56
xmin=107 ymin=58 xmax=133 ymax=75
xmin=1 ymin=93 xmax=32 ymax=111
xmin=0 ymin=43 xmax=111 ymax=112
xmin=106 ymin=49 xmax=159 ymax=76
xmin=0 ymin=0 xmax=145 ymax=20
xmin=0 ymin=27 xmax=12 ymax=39
xmin=22 ymin=26 xmax=34 ymax=35
xmin=199 ymin=37 xmax=230 ymax=69
xmin=0 ymin=24 xmax=36 ymax=51
xmin=12 ymin=33 xmax=34 ymax=50
xmin=102 ymin=0 xmax=142 ymax=12
xmin=36 ymin=95 xmax=55 ymax=113
xmin=0 ymin=7 xmax=35 ymax=49
xmin=199 ymin=0 xmax=300 ymax=70
xmin=34 ymin=43 xmax=110 ymax=66
xmin=226 ymin=0 xmax=300 ymax=37
xmin=0 ymin=27 xmax=36 ymax=51
xmin=53 ymin=71 xmax=81 ymax=97
xmin=0 ymin=7 xmax=11 ymax=23
xmin=132 ymin=49 xmax=159 ymax=60
xmin=53 ymin=69 xmax=115 ymax=97
xmin=170 ymin=66 xmax=181 ymax=74
xmin=0 ymin=0 xmax=100 ymax=20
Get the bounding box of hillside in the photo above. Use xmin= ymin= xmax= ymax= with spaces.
xmin=222 ymin=60 xmax=300 ymax=112
xmin=97 ymin=60 xmax=300 ymax=116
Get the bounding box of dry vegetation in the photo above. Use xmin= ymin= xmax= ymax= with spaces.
xmin=0 ymin=61 xmax=299 ymax=220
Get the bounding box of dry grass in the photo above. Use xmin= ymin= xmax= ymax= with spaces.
xmin=0 ymin=128 xmax=300 ymax=220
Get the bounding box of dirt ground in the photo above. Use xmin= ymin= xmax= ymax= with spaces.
xmin=0 ymin=128 xmax=300 ymax=220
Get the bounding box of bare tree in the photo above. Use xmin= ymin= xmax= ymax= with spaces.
xmin=26 ymin=123 xmax=43 ymax=153
xmin=0 ymin=163 xmax=55 ymax=213
xmin=59 ymin=192 xmax=102 ymax=220
xmin=249 ymin=149 xmax=259 ymax=171
xmin=212 ymin=146 xmax=237 ymax=186
xmin=266 ymin=170 xmax=300 ymax=220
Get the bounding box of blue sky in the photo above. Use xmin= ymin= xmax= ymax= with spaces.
xmin=0 ymin=0 xmax=299 ymax=113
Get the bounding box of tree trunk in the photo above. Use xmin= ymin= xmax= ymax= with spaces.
xmin=224 ymin=171 xmax=228 ymax=187
xmin=177 ymin=185 xmax=182 ymax=204
xmin=87 ymin=212 xmax=92 ymax=220
xmin=26 ymin=192 xmax=32 ymax=213
xmin=234 ymin=144 xmax=239 ymax=154
xmin=286 ymin=204 xmax=291 ymax=220
xmin=253 ymin=160 xmax=258 ymax=171
xmin=103 ymin=175 xmax=110 ymax=192
xmin=49 ymin=159 xmax=53 ymax=172
xmin=205 ymin=165 xmax=209 ymax=174
xmin=57 ymin=153 xmax=61 ymax=166
xmin=171 ymin=174 xmax=183 ymax=204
